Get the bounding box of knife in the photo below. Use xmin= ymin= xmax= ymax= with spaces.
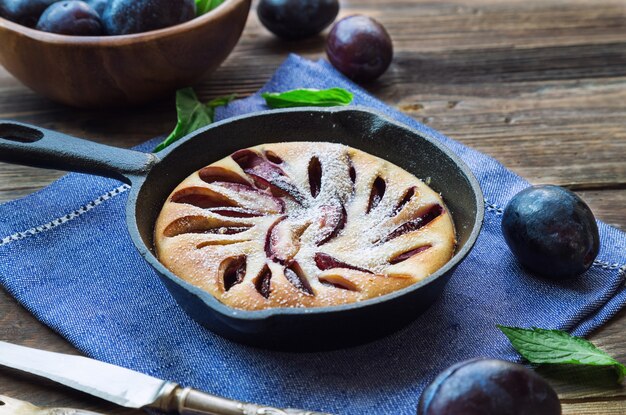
xmin=0 ymin=341 xmax=332 ymax=415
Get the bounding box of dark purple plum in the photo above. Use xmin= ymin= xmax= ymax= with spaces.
xmin=0 ymin=0 xmax=60 ymax=27
xmin=418 ymin=359 xmax=561 ymax=415
xmin=326 ymin=15 xmax=393 ymax=83
xmin=102 ymin=0 xmax=195 ymax=35
xmin=85 ymin=0 xmax=108 ymax=15
xmin=502 ymin=185 xmax=600 ymax=279
xmin=36 ymin=1 xmax=103 ymax=35
xmin=257 ymin=0 xmax=339 ymax=40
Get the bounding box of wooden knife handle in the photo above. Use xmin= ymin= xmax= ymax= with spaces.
xmin=158 ymin=386 xmax=332 ymax=415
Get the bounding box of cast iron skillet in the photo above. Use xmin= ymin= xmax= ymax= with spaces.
xmin=0 ymin=107 xmax=484 ymax=351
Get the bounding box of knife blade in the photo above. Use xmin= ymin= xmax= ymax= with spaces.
xmin=0 ymin=341 xmax=332 ymax=415
xmin=0 ymin=341 xmax=167 ymax=408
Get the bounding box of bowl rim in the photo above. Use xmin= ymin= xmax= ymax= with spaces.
xmin=129 ymin=106 xmax=485 ymax=322
xmin=0 ymin=0 xmax=245 ymax=45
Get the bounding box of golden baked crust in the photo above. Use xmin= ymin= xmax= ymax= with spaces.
xmin=154 ymin=142 xmax=456 ymax=310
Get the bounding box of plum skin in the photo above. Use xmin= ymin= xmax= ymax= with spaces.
xmin=102 ymin=0 xmax=196 ymax=35
xmin=36 ymin=1 xmax=103 ymax=35
xmin=418 ymin=358 xmax=561 ymax=415
xmin=257 ymin=0 xmax=339 ymax=40
xmin=85 ymin=0 xmax=107 ymax=16
xmin=502 ymin=185 xmax=600 ymax=279
xmin=326 ymin=15 xmax=393 ymax=83
xmin=0 ymin=0 xmax=60 ymax=27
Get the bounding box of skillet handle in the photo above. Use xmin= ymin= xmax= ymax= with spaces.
xmin=0 ymin=120 xmax=158 ymax=185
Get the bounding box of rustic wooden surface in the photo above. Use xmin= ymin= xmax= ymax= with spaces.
xmin=0 ymin=0 xmax=624 ymax=413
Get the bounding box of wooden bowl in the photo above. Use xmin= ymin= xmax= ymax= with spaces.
xmin=0 ymin=0 xmax=251 ymax=108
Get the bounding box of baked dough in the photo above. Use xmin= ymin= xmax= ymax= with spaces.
xmin=155 ymin=142 xmax=456 ymax=310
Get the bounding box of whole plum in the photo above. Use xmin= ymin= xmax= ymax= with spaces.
xmin=36 ymin=1 xmax=103 ymax=35
xmin=502 ymin=185 xmax=600 ymax=279
xmin=257 ymin=0 xmax=339 ymax=40
xmin=102 ymin=0 xmax=196 ymax=35
xmin=326 ymin=15 xmax=393 ymax=83
xmin=418 ymin=358 xmax=561 ymax=415
xmin=0 ymin=0 xmax=60 ymax=27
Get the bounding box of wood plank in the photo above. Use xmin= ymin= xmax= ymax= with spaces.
xmin=575 ymin=190 xmax=626 ymax=232
xmin=562 ymin=399 xmax=626 ymax=415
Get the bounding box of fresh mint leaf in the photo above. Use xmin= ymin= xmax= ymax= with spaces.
xmin=154 ymin=88 xmax=235 ymax=152
xmin=205 ymin=93 xmax=237 ymax=108
xmin=498 ymin=325 xmax=626 ymax=382
xmin=195 ymin=0 xmax=225 ymax=16
xmin=262 ymin=88 xmax=354 ymax=109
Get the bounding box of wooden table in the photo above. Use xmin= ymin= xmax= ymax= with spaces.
xmin=1 ymin=0 xmax=624 ymax=413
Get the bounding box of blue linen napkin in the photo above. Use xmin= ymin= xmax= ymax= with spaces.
xmin=0 ymin=55 xmax=624 ymax=415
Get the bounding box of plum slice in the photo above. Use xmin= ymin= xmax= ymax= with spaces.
xmin=210 ymin=182 xmax=284 ymax=214
xmin=264 ymin=150 xmax=283 ymax=164
xmin=163 ymin=216 xmax=251 ymax=238
xmin=232 ymin=149 xmax=284 ymax=177
xmin=315 ymin=203 xmax=347 ymax=246
xmin=347 ymin=158 xmax=357 ymax=196
xmin=284 ymin=262 xmax=314 ymax=295
xmin=314 ymin=253 xmax=372 ymax=274
xmin=171 ymin=187 xmax=238 ymax=209
xmin=308 ymin=156 xmax=322 ymax=198
xmin=378 ymin=204 xmax=443 ymax=244
xmin=207 ymin=208 xmax=264 ymax=218
xmin=389 ymin=245 xmax=431 ymax=264
xmin=265 ymin=217 xmax=309 ymax=264
xmin=319 ymin=274 xmax=359 ymax=291
xmin=392 ymin=187 xmax=416 ymax=216
xmin=269 ymin=180 xmax=307 ymax=205
xmin=198 ymin=166 xmax=250 ymax=186
xmin=232 ymin=149 xmax=306 ymax=204
xmin=255 ymin=265 xmax=273 ymax=299
xmin=349 ymin=164 xmax=356 ymax=184
xmin=171 ymin=184 xmax=283 ymax=214
xmin=366 ymin=177 xmax=386 ymax=214
xmin=196 ymin=239 xmax=248 ymax=249
xmin=219 ymin=255 xmax=246 ymax=291
xmin=265 ymin=217 xmax=288 ymax=263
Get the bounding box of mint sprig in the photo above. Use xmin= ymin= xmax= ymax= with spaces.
xmin=262 ymin=88 xmax=353 ymax=109
xmin=154 ymin=88 xmax=235 ymax=152
xmin=498 ymin=325 xmax=626 ymax=382
xmin=195 ymin=0 xmax=225 ymax=16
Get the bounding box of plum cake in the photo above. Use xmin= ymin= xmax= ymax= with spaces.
xmin=154 ymin=142 xmax=456 ymax=310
